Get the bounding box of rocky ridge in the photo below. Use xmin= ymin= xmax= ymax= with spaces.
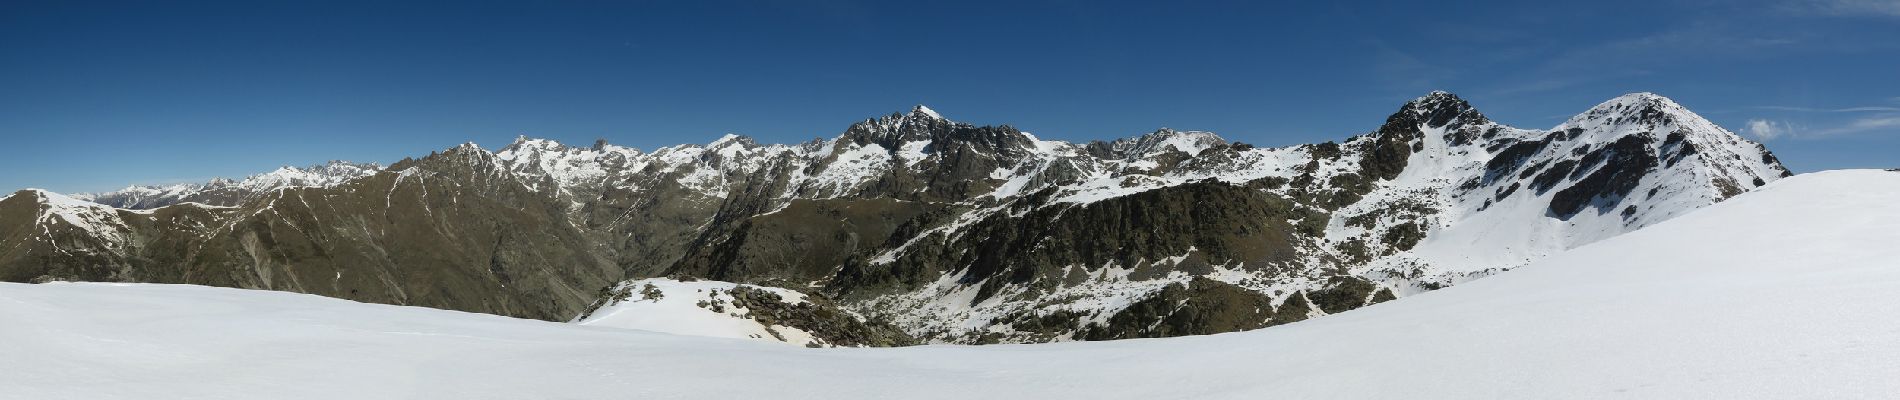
xmin=75 ymin=161 xmax=382 ymax=209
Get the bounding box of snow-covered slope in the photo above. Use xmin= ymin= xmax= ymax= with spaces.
xmin=15 ymin=189 xmax=136 ymax=254
xmin=572 ymin=278 xmax=822 ymax=345
xmin=572 ymin=278 xmax=915 ymax=347
xmin=3 ymin=169 xmax=1894 ymax=399
xmin=1381 ymin=93 xmax=1785 ymax=273
xmin=836 ymin=92 xmax=1794 ymax=341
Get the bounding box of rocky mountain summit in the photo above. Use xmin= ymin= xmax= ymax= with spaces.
xmin=0 ymin=92 xmax=1789 ymax=344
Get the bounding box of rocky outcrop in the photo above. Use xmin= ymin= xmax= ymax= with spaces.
xmin=1079 ymin=278 xmax=1294 ymax=340
xmin=575 ymin=278 xmax=915 ymax=347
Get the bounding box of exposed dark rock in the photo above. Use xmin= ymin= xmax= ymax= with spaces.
xmin=1368 ymin=288 xmax=1397 ymax=304
xmin=970 ymin=182 xmax=1298 ymax=301
xmin=3 ymin=149 xmax=623 ymax=322
xmin=1484 ymin=138 xmax=1550 ymax=184
xmin=1762 ymin=145 xmax=1796 ymax=177
xmin=1307 ymin=276 xmax=1381 ymax=314
xmin=1081 ymin=278 xmax=1285 ymax=340
xmin=1311 ymin=141 xmax=1343 ymax=160
xmin=1530 ymin=159 xmax=1579 ymax=193
xmin=1550 ymin=135 xmax=1660 ymax=217
xmin=667 ymin=198 xmax=937 ymax=285
xmin=1495 ymin=182 xmax=1521 ymax=201
xmin=725 ymin=286 xmax=917 ymax=347
xmin=1381 ymin=222 xmax=1427 ymax=252
xmin=1360 ymin=111 xmax=1422 ymax=181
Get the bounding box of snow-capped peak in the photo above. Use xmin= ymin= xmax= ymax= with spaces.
xmin=23 ymin=188 xmax=101 ymax=207
xmin=501 ymin=135 xmax=564 ymax=153
xmin=1564 ymin=92 xmax=1696 ymax=128
xmin=1 ymin=92 xmax=1808 ymax=351
xmin=72 ymin=161 xmax=382 ymax=209
xmin=836 ymin=105 xmax=973 ymax=147
xmin=706 ymin=134 xmax=761 ymax=160
xmin=910 ymin=104 xmax=943 ymax=120
xmin=1608 ymin=91 xmax=1672 ymax=105
xmin=15 ymin=189 xmax=131 ymax=247
xmin=1096 ymin=128 xmax=1228 ymax=159
xmin=708 ymin=133 xmax=755 ymax=149
xmin=1595 ymin=92 xmax=1680 ymax=112
xmin=1404 ymin=90 xmax=1489 ymax=129
xmin=241 ymin=161 xmax=382 ymax=189
xmin=1414 ymin=90 xmax=1460 ymax=102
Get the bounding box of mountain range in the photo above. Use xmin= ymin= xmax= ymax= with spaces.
xmin=0 ymin=91 xmax=1791 ymax=344
xmin=8 ymin=168 xmax=1892 ymax=399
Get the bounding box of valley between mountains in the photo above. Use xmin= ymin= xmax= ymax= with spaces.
xmin=0 ymin=91 xmax=1792 ymax=345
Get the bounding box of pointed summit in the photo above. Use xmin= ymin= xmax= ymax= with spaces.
xmin=1565 ymin=92 xmax=1706 ymax=131
xmin=1589 ymin=92 xmax=1686 ymax=115
xmin=910 ymin=104 xmax=943 ymax=120
xmin=1415 ymin=90 xmax=1460 ymax=102
xmin=838 ymin=104 xmax=963 ymax=145
xmin=1403 ymin=91 xmax=1489 ymax=129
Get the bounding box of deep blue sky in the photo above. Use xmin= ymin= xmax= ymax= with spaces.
xmin=4 ymin=0 xmax=1897 ymax=193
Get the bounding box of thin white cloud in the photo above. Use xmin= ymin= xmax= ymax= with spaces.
xmin=1748 ymin=114 xmax=1900 ymax=140
xmin=1787 ymin=0 xmax=1900 ymax=17
xmin=1755 ymin=105 xmax=1900 ymax=112
xmin=1745 ymin=119 xmax=1795 ymax=140
xmin=1815 ymin=115 xmax=1900 ymax=135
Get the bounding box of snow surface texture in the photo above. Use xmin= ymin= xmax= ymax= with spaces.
xmin=3 ymin=170 xmax=1893 ymax=399
xmin=572 ymin=278 xmax=822 ymax=346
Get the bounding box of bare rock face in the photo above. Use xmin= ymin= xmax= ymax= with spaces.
xmin=1 ymin=92 xmax=1792 ymax=344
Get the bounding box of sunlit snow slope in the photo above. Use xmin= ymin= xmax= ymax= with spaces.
xmin=572 ymin=278 xmax=824 ymax=346
xmin=2 ymin=170 xmax=1894 ymax=399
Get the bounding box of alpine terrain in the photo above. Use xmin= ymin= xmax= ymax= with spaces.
xmin=4 ymin=169 xmax=1894 ymax=399
xmin=0 ymin=92 xmax=1792 ymax=344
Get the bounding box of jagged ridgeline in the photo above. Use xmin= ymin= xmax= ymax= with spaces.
xmin=0 ymin=92 xmax=1790 ymax=344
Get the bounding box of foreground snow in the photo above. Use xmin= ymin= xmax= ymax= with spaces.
xmin=3 ymin=170 xmax=1896 ymax=399
xmin=572 ymin=278 xmax=823 ymax=346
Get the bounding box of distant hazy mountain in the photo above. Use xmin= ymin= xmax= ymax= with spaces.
xmin=74 ymin=161 xmax=382 ymax=209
